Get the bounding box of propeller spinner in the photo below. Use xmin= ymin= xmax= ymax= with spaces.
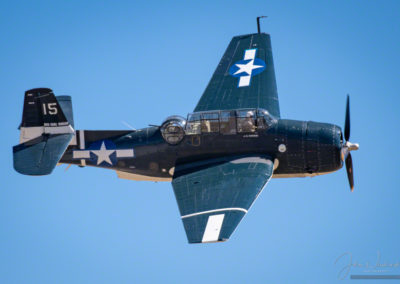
xmin=340 ymin=95 xmax=359 ymax=191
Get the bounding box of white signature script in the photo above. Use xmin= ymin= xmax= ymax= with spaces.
xmin=334 ymin=251 xmax=400 ymax=280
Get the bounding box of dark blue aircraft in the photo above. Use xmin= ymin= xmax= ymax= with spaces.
xmin=13 ymin=21 xmax=359 ymax=243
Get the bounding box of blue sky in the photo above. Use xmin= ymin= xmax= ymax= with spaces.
xmin=1 ymin=0 xmax=399 ymax=283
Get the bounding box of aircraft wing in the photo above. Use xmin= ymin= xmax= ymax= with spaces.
xmin=194 ymin=33 xmax=280 ymax=118
xmin=171 ymin=156 xmax=274 ymax=243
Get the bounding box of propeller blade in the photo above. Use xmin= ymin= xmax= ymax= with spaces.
xmin=344 ymin=95 xmax=350 ymax=141
xmin=345 ymin=153 xmax=354 ymax=191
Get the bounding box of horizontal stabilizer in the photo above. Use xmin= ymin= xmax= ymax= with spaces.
xmin=13 ymin=133 xmax=73 ymax=175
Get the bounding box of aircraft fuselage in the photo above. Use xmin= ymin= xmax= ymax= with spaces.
xmin=59 ymin=119 xmax=343 ymax=181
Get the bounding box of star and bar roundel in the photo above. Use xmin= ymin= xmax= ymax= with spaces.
xmin=72 ymin=140 xmax=134 ymax=166
xmin=228 ymin=48 xmax=266 ymax=88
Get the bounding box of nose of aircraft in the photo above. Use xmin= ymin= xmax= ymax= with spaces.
xmin=305 ymin=121 xmax=343 ymax=173
xmin=326 ymin=123 xmax=344 ymax=172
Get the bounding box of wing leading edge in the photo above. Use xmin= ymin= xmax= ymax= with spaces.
xmin=171 ymin=156 xmax=274 ymax=243
xmin=194 ymin=33 xmax=280 ymax=118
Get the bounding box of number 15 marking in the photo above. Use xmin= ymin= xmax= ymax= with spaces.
xmin=42 ymin=103 xmax=58 ymax=115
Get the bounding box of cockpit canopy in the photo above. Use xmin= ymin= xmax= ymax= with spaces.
xmin=186 ymin=108 xmax=276 ymax=135
xmin=161 ymin=109 xmax=276 ymax=144
xmin=160 ymin=115 xmax=186 ymax=144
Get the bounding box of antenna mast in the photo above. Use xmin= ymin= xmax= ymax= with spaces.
xmin=257 ymin=16 xmax=267 ymax=34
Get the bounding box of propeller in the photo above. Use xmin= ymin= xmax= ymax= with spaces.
xmin=344 ymin=95 xmax=350 ymax=141
xmin=341 ymin=95 xmax=359 ymax=191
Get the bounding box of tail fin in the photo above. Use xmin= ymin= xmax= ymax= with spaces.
xmin=19 ymin=88 xmax=74 ymax=143
xmin=13 ymin=88 xmax=75 ymax=175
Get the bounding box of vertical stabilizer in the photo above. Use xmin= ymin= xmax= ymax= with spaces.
xmin=13 ymin=88 xmax=75 ymax=175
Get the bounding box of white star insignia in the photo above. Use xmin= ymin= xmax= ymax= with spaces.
xmin=91 ymin=141 xmax=115 ymax=165
xmin=233 ymin=59 xmax=264 ymax=76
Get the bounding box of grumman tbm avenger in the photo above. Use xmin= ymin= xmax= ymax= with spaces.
xmin=13 ymin=18 xmax=359 ymax=243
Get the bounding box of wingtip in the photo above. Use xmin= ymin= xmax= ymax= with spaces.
xmin=189 ymin=238 xmax=228 ymax=244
